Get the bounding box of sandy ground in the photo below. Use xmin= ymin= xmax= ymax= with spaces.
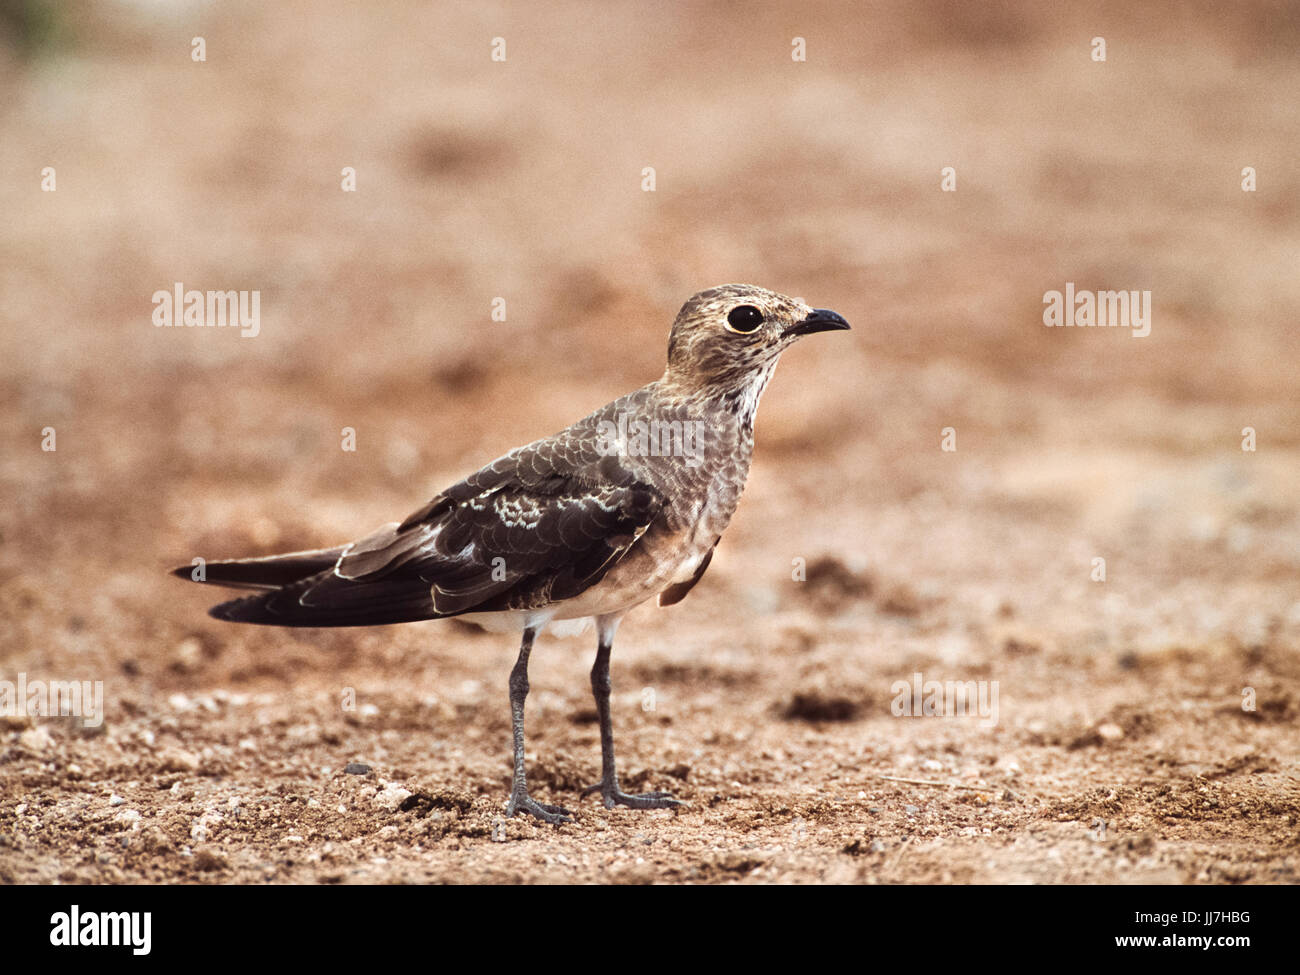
xmin=1 ymin=1 xmax=1298 ymax=884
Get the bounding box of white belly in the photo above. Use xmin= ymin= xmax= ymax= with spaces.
xmin=458 ymin=528 xmax=712 ymax=637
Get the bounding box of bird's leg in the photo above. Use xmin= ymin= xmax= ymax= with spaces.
xmin=504 ymin=626 xmax=571 ymax=824
xmin=581 ymin=625 xmax=683 ymax=811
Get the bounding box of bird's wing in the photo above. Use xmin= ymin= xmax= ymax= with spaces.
xmin=341 ymin=437 xmax=665 ymax=613
xmin=209 ymin=430 xmax=665 ymax=626
xmin=657 ymin=540 xmax=716 ymax=607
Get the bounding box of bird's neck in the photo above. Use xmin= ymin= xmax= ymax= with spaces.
xmin=658 ymin=358 xmax=780 ymax=433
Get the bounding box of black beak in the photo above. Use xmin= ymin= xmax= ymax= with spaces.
xmin=783 ymin=307 xmax=851 ymax=339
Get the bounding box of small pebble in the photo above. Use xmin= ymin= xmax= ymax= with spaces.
xmin=159 ymin=748 xmax=200 ymax=773
xmin=19 ymin=726 xmax=55 ymax=752
xmin=174 ymin=637 xmax=203 ymax=671
xmin=344 ymin=763 xmax=372 ymax=775
xmin=1097 ymin=722 xmax=1125 ymax=741
xmin=372 ymin=783 xmax=412 ymax=812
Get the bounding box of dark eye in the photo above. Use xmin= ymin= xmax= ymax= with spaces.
xmin=726 ymin=305 xmax=764 ymax=333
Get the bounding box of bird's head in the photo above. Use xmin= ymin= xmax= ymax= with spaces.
xmin=663 ymin=284 xmax=850 ymax=396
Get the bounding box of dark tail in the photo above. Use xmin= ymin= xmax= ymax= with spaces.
xmin=172 ymin=544 xmax=443 ymax=627
xmin=171 ymin=547 xmax=347 ymax=591
xmin=203 ymin=574 xmax=443 ymax=627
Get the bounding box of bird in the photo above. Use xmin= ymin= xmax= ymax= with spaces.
xmin=173 ymin=284 xmax=850 ymax=823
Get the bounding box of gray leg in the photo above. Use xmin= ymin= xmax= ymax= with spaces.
xmin=504 ymin=627 xmax=571 ymax=824
xmin=580 ymin=629 xmax=682 ymax=811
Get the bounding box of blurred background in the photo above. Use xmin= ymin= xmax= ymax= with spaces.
xmin=1 ymin=1 xmax=1297 ymax=883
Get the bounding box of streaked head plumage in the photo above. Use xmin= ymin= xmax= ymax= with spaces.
xmin=663 ymin=284 xmax=849 ymax=393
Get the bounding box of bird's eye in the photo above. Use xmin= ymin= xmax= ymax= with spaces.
xmin=725 ymin=305 xmax=764 ymax=334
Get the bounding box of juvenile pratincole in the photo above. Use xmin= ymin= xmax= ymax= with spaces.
xmin=174 ymin=284 xmax=849 ymax=823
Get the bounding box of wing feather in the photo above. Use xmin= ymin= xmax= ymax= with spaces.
xmin=206 ymin=430 xmax=665 ymax=626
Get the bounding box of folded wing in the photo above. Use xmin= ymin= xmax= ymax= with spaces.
xmin=200 ymin=439 xmax=663 ymax=627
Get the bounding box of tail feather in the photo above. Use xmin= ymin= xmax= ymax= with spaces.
xmin=207 ymin=572 xmax=442 ymax=627
xmin=173 ymin=544 xmax=445 ymax=627
xmin=172 ymin=546 xmax=347 ymax=591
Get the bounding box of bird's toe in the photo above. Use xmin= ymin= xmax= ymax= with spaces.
xmin=581 ymin=781 xmax=683 ymax=811
xmin=506 ymin=792 xmax=573 ymax=825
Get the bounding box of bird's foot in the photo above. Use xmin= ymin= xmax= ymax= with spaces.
xmin=581 ymin=779 xmax=683 ymax=811
xmin=506 ymin=790 xmax=572 ymax=825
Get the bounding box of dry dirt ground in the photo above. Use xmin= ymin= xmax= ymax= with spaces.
xmin=1 ymin=2 xmax=1298 ymax=884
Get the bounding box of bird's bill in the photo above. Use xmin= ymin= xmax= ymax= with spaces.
xmin=783 ymin=308 xmax=851 ymax=338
